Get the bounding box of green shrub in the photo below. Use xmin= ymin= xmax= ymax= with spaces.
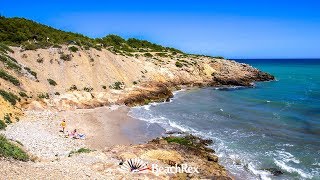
xmin=144 ymin=53 xmax=153 ymax=57
xmin=213 ymin=56 xmax=224 ymax=59
xmin=38 ymin=93 xmax=49 ymax=99
xmin=19 ymin=92 xmax=28 ymax=98
xmin=175 ymin=61 xmax=183 ymax=68
xmin=68 ymin=46 xmax=79 ymax=52
xmin=164 ymin=136 xmax=192 ymax=146
xmin=52 ymin=44 xmax=62 ymax=48
xmin=36 ymin=57 xmax=44 ymax=63
xmin=133 ymin=81 xmax=138 ymax=85
xmin=4 ymin=114 xmax=12 ymax=124
xmin=94 ymin=46 xmax=102 ymax=51
xmin=101 ymin=85 xmax=107 ymax=89
xmin=0 ymin=89 xmax=20 ymax=105
xmin=24 ymin=67 xmax=37 ymax=79
xmin=54 ymin=92 xmax=60 ymax=95
xmin=83 ymin=87 xmax=93 ymax=92
xmin=155 ymin=53 xmax=168 ymax=57
xmin=23 ymin=43 xmax=37 ymax=50
xmin=0 ymin=69 xmax=20 ymax=86
xmin=0 ymin=120 xmax=6 ymax=130
xmin=69 ymin=85 xmax=78 ymax=91
xmin=0 ymin=54 xmax=21 ymax=72
xmin=0 ymin=135 xmax=29 ymax=161
xmin=47 ymin=78 xmax=57 ymax=86
xmin=164 ymin=135 xmax=213 ymax=148
xmin=109 ymin=81 xmax=124 ymax=90
xmin=60 ymin=53 xmax=72 ymax=61
xmin=0 ymin=16 xmax=188 ymax=55
xmin=0 ymin=43 xmax=14 ymax=53
xmin=69 ymin=148 xmax=92 ymax=157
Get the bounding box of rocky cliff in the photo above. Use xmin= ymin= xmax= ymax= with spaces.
xmin=0 ymin=45 xmax=274 ymax=114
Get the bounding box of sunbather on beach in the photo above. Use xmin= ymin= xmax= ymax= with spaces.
xmin=69 ymin=129 xmax=78 ymax=138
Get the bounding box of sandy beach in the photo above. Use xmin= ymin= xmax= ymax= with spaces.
xmin=2 ymin=106 xmax=165 ymax=159
xmin=57 ymin=106 xmax=165 ymax=150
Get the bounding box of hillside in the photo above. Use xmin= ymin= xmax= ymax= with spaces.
xmin=0 ymin=16 xmax=274 ymax=122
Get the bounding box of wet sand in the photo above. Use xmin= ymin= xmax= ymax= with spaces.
xmin=57 ymin=106 xmax=165 ymax=150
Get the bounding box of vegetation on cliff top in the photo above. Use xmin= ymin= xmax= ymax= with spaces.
xmin=0 ymin=16 xmax=183 ymax=54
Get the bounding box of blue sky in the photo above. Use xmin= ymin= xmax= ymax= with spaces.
xmin=1 ymin=0 xmax=320 ymax=58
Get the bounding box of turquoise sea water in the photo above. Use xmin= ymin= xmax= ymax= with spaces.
xmin=129 ymin=59 xmax=320 ymax=179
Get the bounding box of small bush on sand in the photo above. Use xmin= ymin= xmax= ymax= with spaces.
xmin=54 ymin=92 xmax=60 ymax=95
xmin=175 ymin=61 xmax=183 ymax=68
xmin=144 ymin=53 xmax=153 ymax=57
xmin=83 ymin=87 xmax=93 ymax=92
xmin=109 ymin=81 xmax=124 ymax=90
xmin=0 ymin=69 xmax=20 ymax=86
xmin=69 ymin=85 xmax=78 ymax=91
xmin=24 ymin=67 xmax=37 ymax=79
xmin=102 ymin=85 xmax=107 ymax=89
xmin=0 ymin=89 xmax=20 ymax=105
xmin=69 ymin=148 xmax=92 ymax=157
xmin=38 ymin=93 xmax=49 ymax=99
xmin=0 ymin=135 xmax=29 ymax=161
xmin=36 ymin=57 xmax=44 ymax=63
xmin=19 ymin=92 xmax=28 ymax=98
xmin=0 ymin=120 xmax=6 ymax=130
xmin=47 ymin=79 xmax=57 ymax=86
xmin=68 ymin=46 xmax=79 ymax=52
xmin=60 ymin=53 xmax=72 ymax=61
xmin=4 ymin=114 xmax=12 ymax=124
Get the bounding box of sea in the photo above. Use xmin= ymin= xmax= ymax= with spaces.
xmin=128 ymin=59 xmax=320 ymax=180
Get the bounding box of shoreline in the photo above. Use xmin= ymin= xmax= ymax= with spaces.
xmin=0 ymin=84 xmax=277 ymax=179
xmin=0 ymin=104 xmax=232 ymax=179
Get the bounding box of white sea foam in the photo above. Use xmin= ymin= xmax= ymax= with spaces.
xmin=247 ymin=163 xmax=272 ymax=180
xmin=172 ymin=88 xmax=186 ymax=96
xmin=283 ymin=143 xmax=294 ymax=147
xmin=312 ymin=162 xmax=320 ymax=166
xmin=276 ymin=150 xmax=300 ymax=164
xmin=274 ymin=159 xmax=313 ymax=179
xmin=143 ymin=105 xmax=151 ymax=111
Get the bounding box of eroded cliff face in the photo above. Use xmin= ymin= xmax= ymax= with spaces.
xmin=0 ymin=45 xmax=274 ymax=111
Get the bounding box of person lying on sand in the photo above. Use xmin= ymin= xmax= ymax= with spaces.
xmin=68 ymin=129 xmax=86 ymax=139
xmin=69 ymin=129 xmax=78 ymax=138
xmin=60 ymin=120 xmax=66 ymax=133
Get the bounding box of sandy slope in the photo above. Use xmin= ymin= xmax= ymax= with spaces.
xmin=0 ymin=45 xmax=272 ymax=111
